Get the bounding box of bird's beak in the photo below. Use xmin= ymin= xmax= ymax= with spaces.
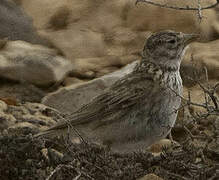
xmin=182 ymin=33 xmax=199 ymax=45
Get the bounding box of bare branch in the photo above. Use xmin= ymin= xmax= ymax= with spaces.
xmin=197 ymin=0 xmax=203 ymax=23
xmin=43 ymin=107 xmax=87 ymax=144
xmin=136 ymin=0 xmax=219 ymax=11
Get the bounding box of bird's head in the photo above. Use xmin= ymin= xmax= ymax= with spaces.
xmin=142 ymin=30 xmax=199 ymax=71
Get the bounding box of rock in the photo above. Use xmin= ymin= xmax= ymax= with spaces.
xmin=104 ymin=27 xmax=149 ymax=57
xmin=0 ymin=100 xmax=7 ymax=111
xmin=0 ymin=38 xmax=7 ymax=49
xmin=48 ymin=6 xmax=71 ymax=30
xmin=0 ymin=101 xmax=64 ymax=135
xmin=0 ymin=82 xmax=45 ymax=103
xmin=147 ymin=139 xmax=177 ymax=156
xmin=199 ymin=115 xmax=216 ymax=126
xmin=23 ymin=102 xmax=56 ymax=115
xmin=195 ymin=157 xmax=202 ymax=163
xmin=0 ymin=40 xmax=73 ymax=86
xmin=41 ymin=148 xmax=49 ymax=161
xmin=21 ymin=114 xmax=56 ymax=127
xmin=182 ymin=40 xmax=219 ymax=86
xmin=0 ymin=0 xmax=51 ymax=46
xmin=62 ymin=77 xmax=85 ymax=87
xmin=42 ymin=28 xmax=107 ymax=59
xmin=69 ymin=70 xmax=96 ymax=80
xmin=21 ymin=0 xmax=94 ymax=28
xmin=7 ymin=122 xmax=39 ymax=135
xmin=0 ymin=112 xmax=16 ymax=130
xmin=48 ymin=148 xmax=64 ymax=164
xmin=138 ymin=173 xmax=164 ymax=180
xmin=7 ymin=104 xmax=30 ymax=118
xmin=68 ymin=54 xmax=139 ymax=80
xmin=42 ymin=61 xmax=138 ymax=114
xmin=0 ymin=97 xmax=17 ymax=106
xmin=96 ymin=66 xmax=120 ymax=78
xmin=11 ymin=0 xmax=23 ymax=5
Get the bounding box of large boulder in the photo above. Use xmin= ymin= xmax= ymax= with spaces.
xmin=0 ymin=0 xmax=51 ymax=46
xmin=0 ymin=40 xmax=73 ymax=86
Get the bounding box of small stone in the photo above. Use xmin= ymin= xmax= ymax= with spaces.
xmin=7 ymin=105 xmax=30 ymax=119
xmin=48 ymin=6 xmax=71 ymax=30
xmin=0 ymin=38 xmax=7 ymax=49
xmin=203 ymin=129 xmax=214 ymax=137
xmin=70 ymin=70 xmax=96 ymax=79
xmin=84 ymin=71 xmax=96 ymax=79
xmin=26 ymin=159 xmax=33 ymax=166
xmin=0 ymin=112 xmax=16 ymax=130
xmin=7 ymin=122 xmax=39 ymax=135
xmin=63 ymin=77 xmax=84 ymax=86
xmin=0 ymin=97 xmax=17 ymax=106
xmin=138 ymin=173 xmax=164 ymax=180
xmin=2 ymin=129 xmax=8 ymax=136
xmin=48 ymin=148 xmax=64 ymax=164
xmin=41 ymin=148 xmax=49 ymax=161
xmin=0 ymin=100 xmax=7 ymax=112
xmin=195 ymin=157 xmax=202 ymax=163
xmin=96 ymin=67 xmax=119 ymax=77
xmin=147 ymin=139 xmax=172 ymax=154
xmin=199 ymin=117 xmax=214 ymax=126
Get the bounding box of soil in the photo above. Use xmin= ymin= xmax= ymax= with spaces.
xmin=0 ymin=126 xmax=218 ymax=180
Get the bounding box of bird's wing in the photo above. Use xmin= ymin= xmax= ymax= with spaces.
xmin=38 ymin=71 xmax=156 ymax=135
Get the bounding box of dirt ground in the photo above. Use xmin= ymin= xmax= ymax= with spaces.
xmin=0 ymin=117 xmax=218 ymax=180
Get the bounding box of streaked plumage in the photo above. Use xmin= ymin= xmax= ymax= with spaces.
xmin=35 ymin=30 xmax=198 ymax=152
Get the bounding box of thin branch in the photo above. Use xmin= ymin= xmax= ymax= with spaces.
xmin=197 ymin=0 xmax=203 ymax=23
xmin=185 ymin=76 xmax=219 ymax=110
xmin=183 ymin=126 xmax=206 ymax=140
xmin=136 ymin=0 xmax=219 ymax=11
xmin=43 ymin=107 xmax=87 ymax=144
xmin=168 ymin=86 xmax=208 ymax=109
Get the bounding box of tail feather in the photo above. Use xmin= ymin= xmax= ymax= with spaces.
xmin=33 ymin=122 xmax=68 ymax=138
xmin=33 ymin=121 xmax=72 ymax=138
xmin=33 ymin=129 xmax=58 ymax=138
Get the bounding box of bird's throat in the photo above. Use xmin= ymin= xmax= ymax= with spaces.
xmin=140 ymin=58 xmax=180 ymax=73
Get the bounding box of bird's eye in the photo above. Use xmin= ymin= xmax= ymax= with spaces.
xmin=167 ymin=39 xmax=176 ymax=44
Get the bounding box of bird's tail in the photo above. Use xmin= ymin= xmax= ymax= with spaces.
xmin=33 ymin=129 xmax=58 ymax=138
xmin=33 ymin=121 xmax=69 ymax=138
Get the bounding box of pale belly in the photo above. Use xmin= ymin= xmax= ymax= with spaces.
xmin=105 ymin=87 xmax=182 ymax=152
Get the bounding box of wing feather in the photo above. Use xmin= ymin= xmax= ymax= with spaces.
xmin=39 ymin=72 xmax=155 ymax=134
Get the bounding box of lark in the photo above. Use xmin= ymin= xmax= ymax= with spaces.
xmin=35 ymin=30 xmax=198 ymax=152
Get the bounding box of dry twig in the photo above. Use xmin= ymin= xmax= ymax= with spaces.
xmin=136 ymin=0 xmax=219 ymax=10
xmin=136 ymin=0 xmax=219 ymax=22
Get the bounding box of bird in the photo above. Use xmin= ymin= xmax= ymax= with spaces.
xmin=35 ymin=30 xmax=198 ymax=152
